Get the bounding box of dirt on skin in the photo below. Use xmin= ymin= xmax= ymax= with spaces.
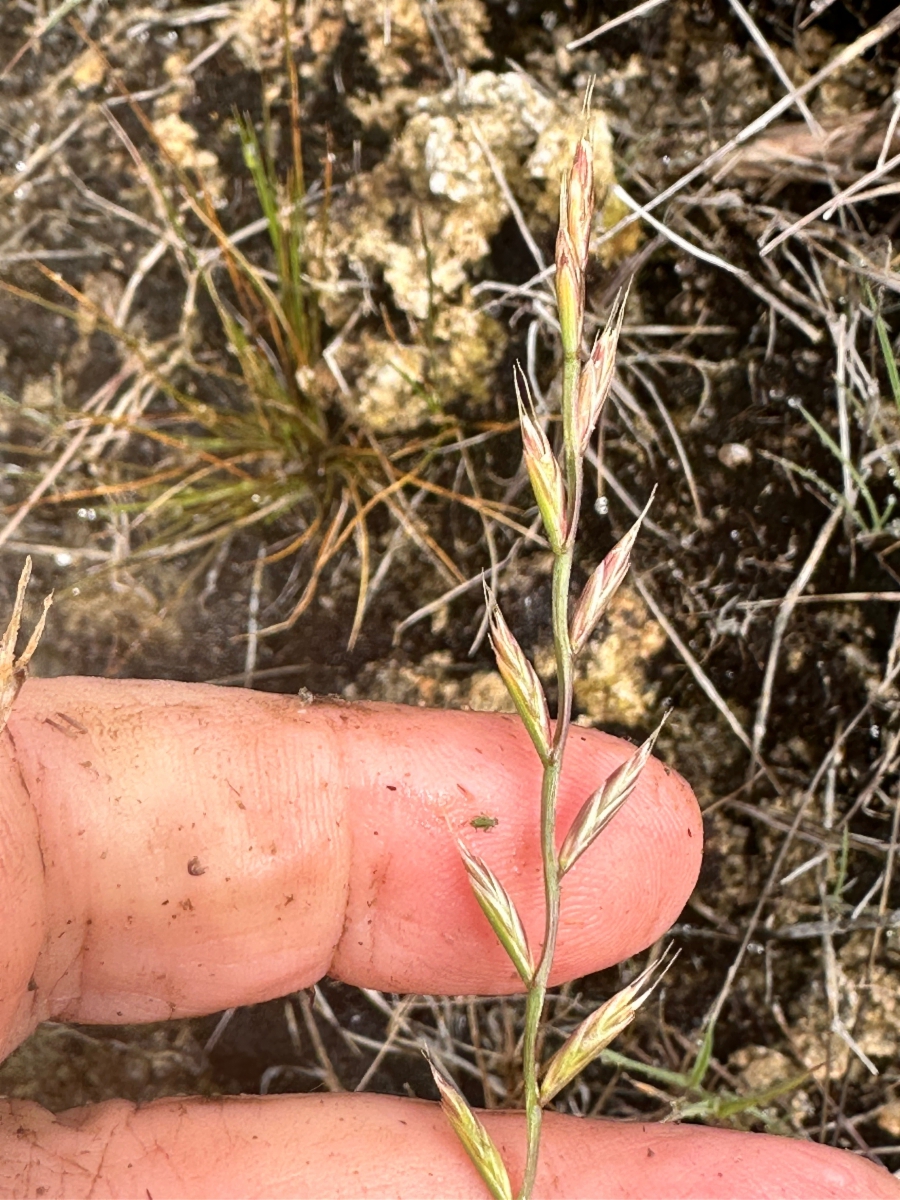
xmin=1 ymin=0 xmax=900 ymax=1174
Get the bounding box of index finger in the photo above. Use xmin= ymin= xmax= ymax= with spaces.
xmin=1 ymin=677 xmax=701 ymax=1054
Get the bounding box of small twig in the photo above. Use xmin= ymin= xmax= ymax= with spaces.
xmin=761 ymin=151 xmax=900 ymax=256
xmin=613 ymin=185 xmax=823 ymax=342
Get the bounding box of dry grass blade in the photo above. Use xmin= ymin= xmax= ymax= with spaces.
xmin=632 ymin=572 xmax=754 ymax=756
xmin=749 ymin=504 xmax=844 ymax=771
xmin=1 ymin=0 xmax=91 ymax=77
xmin=566 ymin=0 xmax=671 ymax=50
xmin=725 ymin=0 xmax=823 ymax=138
xmin=468 ymin=120 xmax=548 ymax=277
xmin=739 ymin=592 xmax=900 ymax=609
xmin=0 ymin=416 xmax=94 ymax=551
xmin=0 ymin=558 xmax=52 ymax=730
xmin=593 ymin=8 xmax=900 ymax=251
xmin=0 ymin=113 xmax=87 ymax=200
xmin=761 ymin=151 xmax=900 ymax=256
xmin=612 ymin=186 xmax=822 ymax=342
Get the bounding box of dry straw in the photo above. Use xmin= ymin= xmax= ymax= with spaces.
xmin=427 ymin=118 xmax=667 ymax=1199
xmin=0 ymin=557 xmax=51 ymax=731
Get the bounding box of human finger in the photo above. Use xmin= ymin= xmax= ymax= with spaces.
xmin=3 ymin=1091 xmax=896 ymax=1198
xmin=1 ymin=676 xmax=701 ymax=1056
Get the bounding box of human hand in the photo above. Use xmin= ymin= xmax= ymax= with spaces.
xmin=1 ymin=677 xmax=896 ymax=1197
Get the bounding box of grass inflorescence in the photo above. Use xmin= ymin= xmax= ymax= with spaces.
xmin=427 ymin=118 xmax=668 ymax=1200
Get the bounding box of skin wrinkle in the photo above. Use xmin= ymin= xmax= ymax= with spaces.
xmin=42 ymin=729 xmax=98 ymax=1013
xmin=42 ymin=719 xmax=111 ymax=1023
xmin=286 ymin=704 xmax=352 ymax=983
xmin=86 ymin=1117 xmax=115 ymax=1200
xmin=18 ymin=1108 xmax=85 ymax=1198
xmin=43 ymin=801 xmax=94 ymax=1022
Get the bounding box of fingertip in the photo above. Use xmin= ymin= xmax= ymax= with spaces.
xmin=5 ymin=683 xmax=704 ymax=1025
xmin=331 ymin=707 xmax=702 ymax=992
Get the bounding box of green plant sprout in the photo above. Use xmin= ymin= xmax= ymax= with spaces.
xmin=600 ymin=1017 xmax=810 ymax=1134
xmin=871 ymin=292 xmax=900 ymax=415
xmin=426 ymin=124 xmax=669 ymax=1200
